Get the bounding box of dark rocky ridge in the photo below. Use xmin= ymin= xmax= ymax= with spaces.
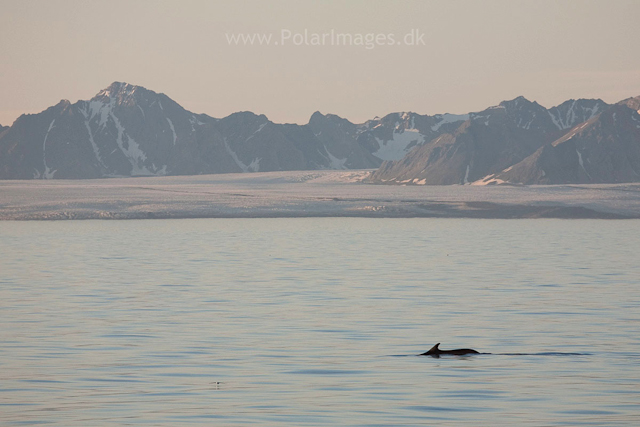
xmin=1 ymin=82 xmax=638 ymax=185
xmin=619 ymin=95 xmax=640 ymax=112
xmin=370 ymin=96 xmax=640 ymax=185
xmin=493 ymin=104 xmax=640 ymax=184
xmin=0 ymin=82 xmax=382 ymax=179
xmin=0 ymin=82 xmax=507 ymax=180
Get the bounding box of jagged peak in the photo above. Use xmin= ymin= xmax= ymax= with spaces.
xmin=106 ymin=81 xmax=129 ymax=91
xmin=87 ymin=81 xmax=194 ymax=117
xmin=499 ymin=95 xmax=536 ymax=108
xmin=309 ymin=111 xmax=348 ymax=127
xmin=95 ymin=81 xmax=136 ymax=97
xmin=617 ymin=95 xmax=640 ymax=111
xmin=309 ymin=111 xmax=326 ymax=123
xmin=91 ymin=81 xmax=159 ymax=105
xmin=380 ymin=112 xmax=404 ymax=122
xmin=324 ymin=113 xmax=354 ymax=127
xmin=222 ymin=111 xmax=269 ymax=124
xmin=551 ymin=97 xmax=608 ymax=109
xmin=604 ymin=102 xmax=638 ymax=115
xmin=384 ymin=111 xmax=416 ymax=120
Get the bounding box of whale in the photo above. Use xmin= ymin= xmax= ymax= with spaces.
xmin=420 ymin=343 xmax=481 ymax=357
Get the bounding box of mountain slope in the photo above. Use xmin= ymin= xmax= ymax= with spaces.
xmin=619 ymin=96 xmax=640 ymax=112
xmin=369 ymin=96 xmax=640 ymax=186
xmin=547 ymin=98 xmax=608 ymax=130
xmin=370 ymin=96 xmax=571 ymax=184
xmin=355 ymin=111 xmax=468 ymax=161
xmin=307 ymin=112 xmax=382 ymax=169
xmin=0 ymin=83 xmax=380 ymax=179
xmin=491 ymin=104 xmax=640 ymax=184
xmin=0 ymin=83 xmax=228 ymax=179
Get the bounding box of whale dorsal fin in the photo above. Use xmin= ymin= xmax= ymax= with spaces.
xmin=427 ymin=343 xmax=440 ymax=353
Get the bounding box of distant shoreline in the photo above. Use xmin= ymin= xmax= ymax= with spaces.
xmin=1 ymin=171 xmax=639 ymax=221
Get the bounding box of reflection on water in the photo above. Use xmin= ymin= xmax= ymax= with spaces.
xmin=1 ymin=218 xmax=639 ymax=426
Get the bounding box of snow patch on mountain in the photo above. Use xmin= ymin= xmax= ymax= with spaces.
xmin=325 ymin=150 xmax=348 ymax=169
xmin=373 ymin=128 xmax=425 ymax=161
xmin=577 ymin=150 xmax=591 ymax=180
xmin=246 ymin=122 xmax=268 ymax=142
xmin=38 ymin=119 xmax=57 ymax=179
xmin=470 ymin=111 xmax=492 ymax=126
xmin=189 ymin=115 xmax=205 ymax=132
xmin=471 ymin=174 xmax=506 ymax=186
xmin=166 ymin=118 xmax=177 ymax=145
xmin=109 ymin=111 xmax=151 ymax=175
xmin=84 ymin=121 xmax=106 ymax=169
xmin=516 ymin=116 xmax=535 ymax=130
xmin=247 ymin=158 xmax=261 ymax=172
xmin=78 ymin=104 xmax=107 ymax=169
xmin=431 ymin=113 xmax=469 ymax=131
xmin=224 ymin=138 xmax=260 ymax=172
xmin=548 ymin=100 xmax=602 ymax=130
xmin=88 ymin=99 xmax=112 ymax=128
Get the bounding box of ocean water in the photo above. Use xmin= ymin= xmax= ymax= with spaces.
xmin=1 ymin=218 xmax=639 ymax=426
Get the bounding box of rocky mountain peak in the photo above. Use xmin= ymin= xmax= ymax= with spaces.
xmin=309 ymin=111 xmax=357 ymax=132
xmin=618 ymin=95 xmax=640 ymax=112
xmin=547 ymin=98 xmax=608 ymax=130
xmin=308 ymin=111 xmax=327 ymax=124
xmin=53 ymin=99 xmax=72 ymax=112
xmin=222 ymin=111 xmax=268 ymax=124
xmin=499 ymin=96 xmax=537 ymax=110
xmin=91 ymin=82 xmax=156 ymax=107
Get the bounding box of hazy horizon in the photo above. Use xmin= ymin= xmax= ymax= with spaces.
xmin=1 ymin=0 xmax=639 ymax=126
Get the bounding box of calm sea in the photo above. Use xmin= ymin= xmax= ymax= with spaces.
xmin=1 ymin=218 xmax=639 ymax=426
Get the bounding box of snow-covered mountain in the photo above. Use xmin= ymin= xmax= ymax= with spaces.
xmin=0 ymin=82 xmax=477 ymax=179
xmin=1 ymin=83 xmax=220 ymax=178
xmin=488 ymin=103 xmax=640 ymax=184
xmin=370 ymin=95 xmax=640 ymax=185
xmin=2 ymin=83 xmax=638 ymax=184
xmin=547 ymin=98 xmax=608 ymax=130
xmin=307 ymin=112 xmax=381 ymax=169
xmin=355 ymin=111 xmax=468 ymax=161
xmin=371 ymin=96 xmax=570 ymax=184
xmin=0 ymin=82 xmax=382 ymax=179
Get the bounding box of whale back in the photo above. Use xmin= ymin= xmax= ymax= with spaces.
xmin=420 ymin=343 xmax=480 ymax=356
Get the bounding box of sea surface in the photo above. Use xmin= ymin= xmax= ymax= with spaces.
xmin=1 ymin=218 xmax=639 ymax=426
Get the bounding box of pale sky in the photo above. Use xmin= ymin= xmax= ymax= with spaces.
xmin=1 ymin=0 xmax=639 ymax=126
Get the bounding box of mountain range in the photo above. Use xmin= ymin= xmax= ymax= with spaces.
xmin=371 ymin=96 xmax=640 ymax=185
xmin=1 ymin=82 xmax=638 ymax=184
xmin=0 ymin=83 xmax=376 ymax=179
